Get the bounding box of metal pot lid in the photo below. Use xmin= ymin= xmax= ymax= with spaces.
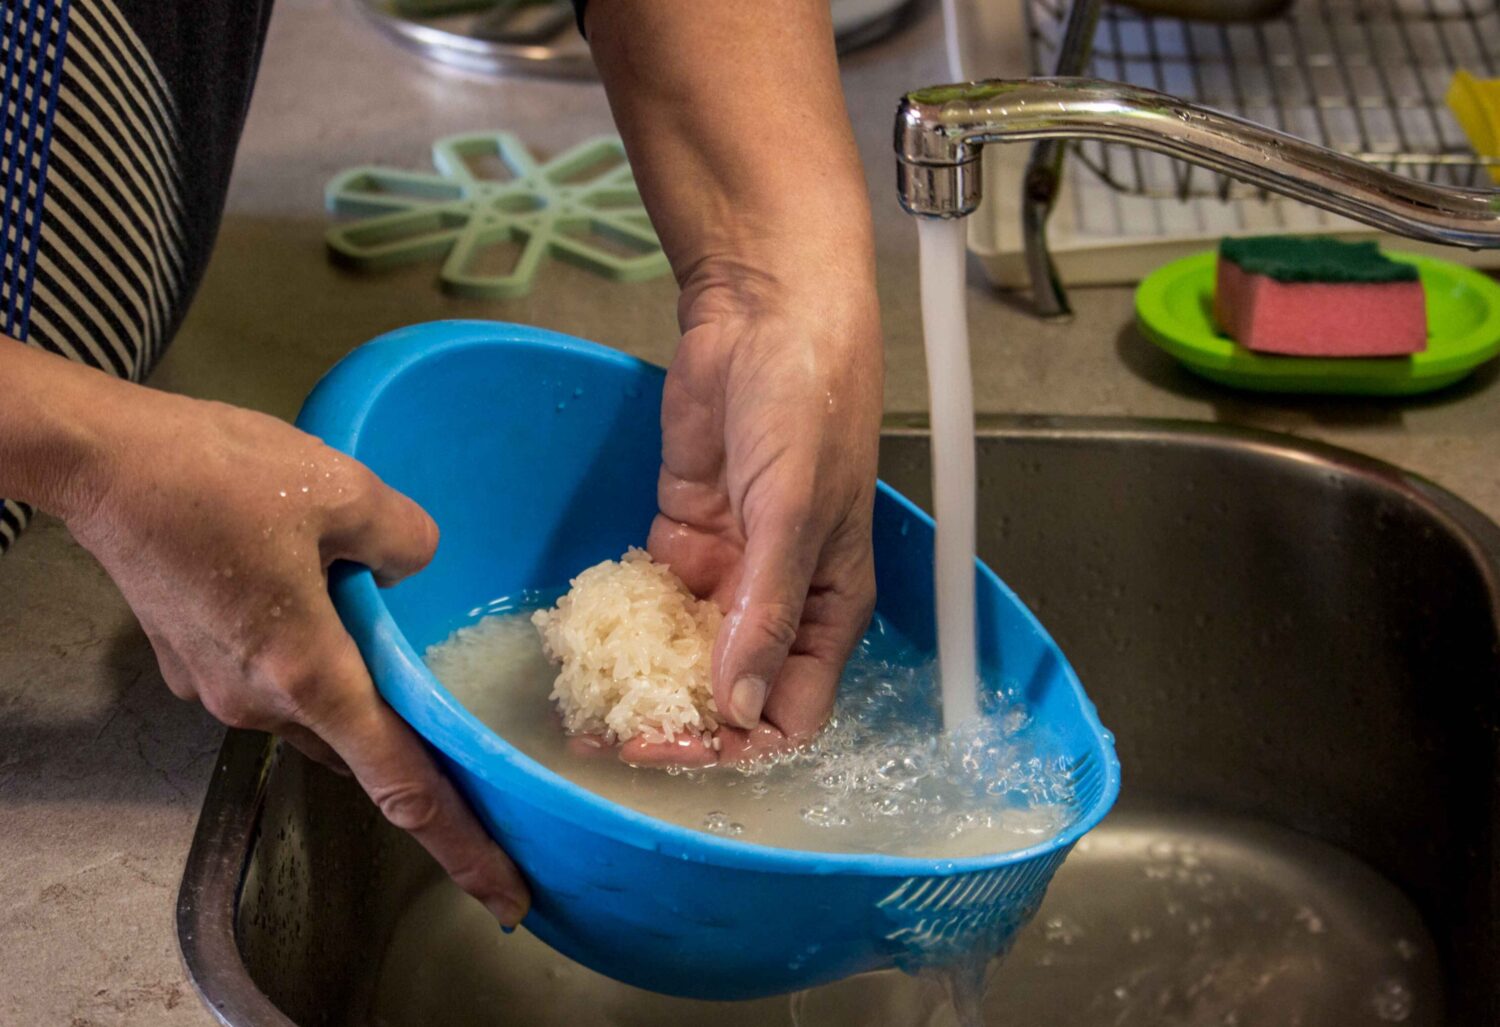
xmin=353 ymin=0 xmax=919 ymax=80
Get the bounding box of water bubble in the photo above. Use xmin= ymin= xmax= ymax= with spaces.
xmin=1043 ymin=915 xmax=1082 ymax=945
xmin=702 ymin=811 xmax=743 ymax=836
xmin=800 ymin=804 xmax=849 ymax=828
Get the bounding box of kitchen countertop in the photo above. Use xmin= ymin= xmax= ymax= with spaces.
xmin=3 ymin=1 xmax=1496 ymax=1024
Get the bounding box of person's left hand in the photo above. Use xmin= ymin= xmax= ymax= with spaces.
xmin=619 ymin=265 xmax=883 ymax=766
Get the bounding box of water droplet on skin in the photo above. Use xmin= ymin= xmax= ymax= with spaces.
xmin=1371 ymin=978 xmax=1413 ymax=1021
xmin=278 ymin=490 xmax=288 ymax=499
xmin=1294 ymin=906 xmax=1325 ymax=934
xmin=300 ymin=486 xmax=310 ymax=494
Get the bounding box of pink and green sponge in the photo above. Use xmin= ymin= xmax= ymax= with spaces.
xmin=1214 ymin=236 xmax=1428 ymax=357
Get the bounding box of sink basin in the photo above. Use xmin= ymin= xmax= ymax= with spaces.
xmin=177 ymin=417 xmax=1500 ymax=1027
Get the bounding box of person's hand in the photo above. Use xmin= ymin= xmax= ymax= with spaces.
xmin=579 ymin=0 xmax=884 ymax=766
xmin=58 ymin=378 xmax=529 ymax=926
xmin=621 ymin=266 xmax=883 ymax=766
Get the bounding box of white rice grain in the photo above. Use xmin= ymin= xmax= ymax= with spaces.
xmin=532 ymin=548 xmax=722 ymax=744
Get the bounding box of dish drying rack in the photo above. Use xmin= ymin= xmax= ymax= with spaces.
xmin=956 ymin=0 xmax=1500 ymax=309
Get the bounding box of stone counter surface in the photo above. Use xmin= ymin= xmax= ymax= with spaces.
xmin=3 ymin=1 xmax=1497 ymax=1024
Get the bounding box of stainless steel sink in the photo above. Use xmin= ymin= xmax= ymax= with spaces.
xmin=177 ymin=417 xmax=1500 ymax=1026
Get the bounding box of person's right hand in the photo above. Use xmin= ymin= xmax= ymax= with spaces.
xmin=43 ymin=358 xmax=530 ymax=928
xmin=621 ymin=267 xmax=882 ymax=769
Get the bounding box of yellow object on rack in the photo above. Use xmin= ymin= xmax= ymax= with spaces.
xmin=1447 ymin=71 xmax=1500 ymax=186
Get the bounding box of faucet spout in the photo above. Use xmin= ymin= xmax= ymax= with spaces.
xmin=895 ymin=77 xmax=1500 ymax=248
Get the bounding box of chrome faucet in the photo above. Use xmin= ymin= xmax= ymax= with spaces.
xmin=895 ymin=77 xmax=1500 ymax=316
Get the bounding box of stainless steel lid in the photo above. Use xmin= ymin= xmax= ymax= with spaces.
xmin=353 ymin=0 xmax=919 ymax=80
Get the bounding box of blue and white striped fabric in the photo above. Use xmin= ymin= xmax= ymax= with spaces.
xmin=2 ymin=0 xmax=70 ymax=346
xmin=1 ymin=0 xmax=234 ymax=551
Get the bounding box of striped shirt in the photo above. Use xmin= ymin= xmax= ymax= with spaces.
xmin=0 ymin=0 xmax=273 ymax=550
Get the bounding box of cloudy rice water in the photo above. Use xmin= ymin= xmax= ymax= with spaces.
xmin=424 ymin=555 xmax=1074 ymax=859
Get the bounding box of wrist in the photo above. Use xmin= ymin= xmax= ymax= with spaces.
xmin=0 ymin=338 xmax=119 ymax=526
xmin=676 ymin=236 xmax=880 ymax=339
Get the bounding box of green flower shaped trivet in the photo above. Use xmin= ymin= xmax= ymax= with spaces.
xmin=325 ymin=133 xmax=670 ymax=299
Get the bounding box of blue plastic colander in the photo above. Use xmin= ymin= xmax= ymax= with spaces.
xmin=297 ymin=320 xmax=1120 ymax=1000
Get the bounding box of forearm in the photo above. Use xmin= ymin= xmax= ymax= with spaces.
xmin=0 ymin=335 xmax=117 ymax=521
xmin=583 ymin=0 xmax=877 ymax=320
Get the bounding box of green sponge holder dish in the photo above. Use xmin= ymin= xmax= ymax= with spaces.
xmin=1135 ymin=248 xmax=1500 ymax=396
xmin=326 ymin=133 xmax=670 ymax=299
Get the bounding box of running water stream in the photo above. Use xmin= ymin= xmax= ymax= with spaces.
xmin=916 ymin=216 xmax=996 ymax=1025
xmin=918 ymin=217 xmax=980 ymax=731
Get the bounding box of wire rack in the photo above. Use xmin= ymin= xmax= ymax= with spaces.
xmin=1028 ymin=0 xmax=1500 ymax=202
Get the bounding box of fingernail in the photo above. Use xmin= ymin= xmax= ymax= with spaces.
xmin=486 ymin=895 xmax=527 ymax=929
xmin=729 ymin=676 xmax=767 ymax=728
